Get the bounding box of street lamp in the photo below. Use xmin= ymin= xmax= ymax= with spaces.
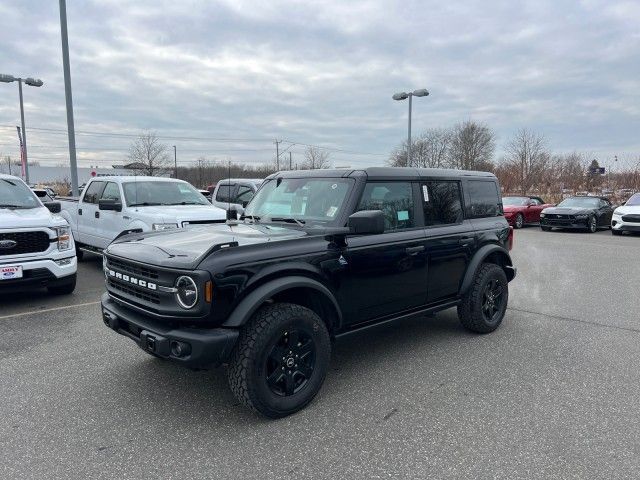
xmin=0 ymin=73 xmax=44 ymax=184
xmin=393 ymin=88 xmax=429 ymax=165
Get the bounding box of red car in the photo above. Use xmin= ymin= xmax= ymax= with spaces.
xmin=502 ymin=196 xmax=555 ymax=228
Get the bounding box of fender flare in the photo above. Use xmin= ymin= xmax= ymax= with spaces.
xmin=459 ymin=244 xmax=514 ymax=295
xmin=222 ymin=276 xmax=342 ymax=328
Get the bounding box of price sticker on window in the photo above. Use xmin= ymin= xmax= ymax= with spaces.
xmin=422 ymin=185 xmax=429 ymax=202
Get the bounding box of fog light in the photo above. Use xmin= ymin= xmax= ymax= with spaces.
xmin=55 ymin=258 xmax=73 ymax=266
xmin=171 ymin=341 xmax=191 ymax=358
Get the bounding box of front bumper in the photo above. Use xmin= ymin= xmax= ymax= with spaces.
xmin=0 ymin=256 xmax=77 ymax=290
xmin=101 ymin=293 xmax=239 ymax=368
xmin=540 ymin=217 xmax=589 ymax=229
xmin=612 ymin=219 xmax=640 ymax=232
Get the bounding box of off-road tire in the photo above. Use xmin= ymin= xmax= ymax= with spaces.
xmin=47 ymin=274 xmax=77 ymax=295
xmin=227 ymin=303 xmax=331 ymax=418
xmin=541 ymin=226 xmax=551 ymax=232
xmin=514 ymin=213 xmax=524 ymax=229
xmin=457 ymin=263 xmax=508 ymax=334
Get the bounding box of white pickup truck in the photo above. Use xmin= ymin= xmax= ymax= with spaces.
xmin=59 ymin=176 xmax=226 ymax=258
xmin=0 ymin=174 xmax=77 ymax=294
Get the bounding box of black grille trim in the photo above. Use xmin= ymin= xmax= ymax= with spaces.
xmin=621 ymin=215 xmax=640 ymax=223
xmin=107 ymin=278 xmax=161 ymax=304
xmin=0 ymin=231 xmax=51 ymax=256
xmin=107 ymin=257 xmax=159 ymax=280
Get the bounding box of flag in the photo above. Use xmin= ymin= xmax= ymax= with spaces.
xmin=16 ymin=126 xmax=25 ymax=178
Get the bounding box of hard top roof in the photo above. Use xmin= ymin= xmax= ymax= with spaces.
xmin=267 ymin=167 xmax=496 ymax=181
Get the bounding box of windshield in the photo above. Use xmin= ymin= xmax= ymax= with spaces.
xmin=625 ymin=193 xmax=640 ymax=206
xmin=122 ymin=181 xmax=210 ymax=206
xmin=0 ymin=178 xmax=42 ymax=209
xmin=244 ymin=177 xmax=354 ymax=226
xmin=557 ymin=197 xmax=600 ymax=208
xmin=502 ymin=197 xmax=529 ymax=206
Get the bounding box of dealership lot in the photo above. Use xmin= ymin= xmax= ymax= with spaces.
xmin=1 ymin=228 xmax=640 ymax=479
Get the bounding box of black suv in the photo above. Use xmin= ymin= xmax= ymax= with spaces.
xmin=101 ymin=167 xmax=516 ymax=417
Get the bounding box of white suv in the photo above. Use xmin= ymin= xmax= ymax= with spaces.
xmin=612 ymin=193 xmax=640 ymax=236
xmin=0 ymin=174 xmax=77 ymax=294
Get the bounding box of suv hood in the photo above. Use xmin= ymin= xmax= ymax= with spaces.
xmin=0 ymin=205 xmax=67 ymax=229
xmin=131 ymin=204 xmax=226 ymax=224
xmin=614 ymin=205 xmax=640 ymax=215
xmin=106 ymin=222 xmax=306 ymax=269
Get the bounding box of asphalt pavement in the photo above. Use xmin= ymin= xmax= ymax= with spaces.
xmin=1 ymin=229 xmax=640 ymax=479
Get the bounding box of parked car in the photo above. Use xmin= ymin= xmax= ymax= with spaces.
xmin=211 ymin=178 xmax=263 ymax=215
xmin=502 ymin=196 xmax=554 ymax=229
xmin=611 ymin=192 xmax=640 ymax=236
xmin=540 ymin=196 xmax=614 ymax=232
xmin=101 ymin=167 xmax=516 ymax=418
xmin=59 ymin=176 xmax=226 ymax=259
xmin=0 ymin=174 xmax=76 ymax=294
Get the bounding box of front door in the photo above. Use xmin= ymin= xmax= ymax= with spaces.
xmin=340 ymin=181 xmax=428 ymax=325
xmin=77 ymin=180 xmax=105 ymax=246
xmin=95 ymin=181 xmax=125 ymax=248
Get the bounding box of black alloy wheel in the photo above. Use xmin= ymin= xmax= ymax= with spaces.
xmin=481 ymin=278 xmax=505 ymax=324
xmin=588 ymin=216 xmax=597 ymax=233
xmin=265 ymin=328 xmax=316 ymax=397
xmin=515 ymin=213 xmax=524 ymax=229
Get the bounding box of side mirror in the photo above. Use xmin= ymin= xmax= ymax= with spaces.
xmin=226 ymin=207 xmax=238 ymax=221
xmin=348 ymin=210 xmax=385 ymax=235
xmin=241 ymin=201 xmax=249 ymax=208
xmin=99 ymin=199 xmax=122 ymax=212
xmin=44 ymin=201 xmax=61 ymax=214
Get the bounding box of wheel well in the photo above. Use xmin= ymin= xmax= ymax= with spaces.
xmin=269 ymin=287 xmax=341 ymax=334
xmin=484 ymin=251 xmax=515 ymax=282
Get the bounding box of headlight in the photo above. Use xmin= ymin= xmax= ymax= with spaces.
xmin=613 ymin=211 xmax=623 ymax=217
xmin=539 ymin=213 xmax=545 ymax=218
xmin=152 ymin=223 xmax=178 ymax=231
xmin=175 ymin=276 xmax=198 ymax=309
xmin=55 ymin=226 xmax=72 ymax=251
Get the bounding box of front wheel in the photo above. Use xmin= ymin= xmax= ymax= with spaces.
xmin=458 ymin=263 xmax=508 ymax=333
xmin=227 ymin=303 xmax=331 ymax=418
xmin=514 ymin=213 xmax=524 ymax=229
xmin=587 ymin=216 xmax=597 ymax=233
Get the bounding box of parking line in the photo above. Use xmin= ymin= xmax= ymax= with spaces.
xmin=0 ymin=301 xmax=101 ymax=321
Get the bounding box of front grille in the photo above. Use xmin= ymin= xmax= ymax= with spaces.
xmin=108 ymin=278 xmax=160 ymax=304
xmin=107 ymin=257 xmax=159 ymax=280
xmin=0 ymin=231 xmax=50 ymax=256
xmin=622 ymin=214 xmax=640 ymax=223
xmin=546 ymin=214 xmax=574 ymax=220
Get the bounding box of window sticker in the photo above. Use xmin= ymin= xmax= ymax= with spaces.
xmin=331 ymin=183 xmax=338 ymax=190
xmin=397 ymin=210 xmax=409 ymax=221
xmin=422 ymin=185 xmax=429 ymax=202
xmin=326 ymin=206 xmax=338 ymax=217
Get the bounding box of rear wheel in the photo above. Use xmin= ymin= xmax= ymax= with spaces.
xmin=227 ymin=303 xmax=331 ymax=418
xmin=458 ymin=263 xmax=508 ymax=333
xmin=514 ymin=213 xmax=524 ymax=229
xmin=587 ymin=216 xmax=597 ymax=233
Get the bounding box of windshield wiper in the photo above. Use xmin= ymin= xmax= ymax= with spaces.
xmin=164 ymin=201 xmax=206 ymax=205
xmin=0 ymin=204 xmax=27 ymax=209
xmin=128 ymin=202 xmax=162 ymax=207
xmin=268 ymin=217 xmax=306 ymax=226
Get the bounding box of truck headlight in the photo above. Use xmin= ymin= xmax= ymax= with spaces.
xmin=175 ymin=276 xmax=198 ymax=309
xmin=152 ymin=223 xmax=178 ymax=231
xmin=55 ymin=226 xmax=72 ymax=251
xmin=540 ymin=213 xmax=545 ymax=218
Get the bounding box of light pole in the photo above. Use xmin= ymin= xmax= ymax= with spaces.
xmin=173 ymin=145 xmax=178 ymax=178
xmin=392 ymin=88 xmax=429 ymax=165
xmin=0 ymin=74 xmax=43 ymax=184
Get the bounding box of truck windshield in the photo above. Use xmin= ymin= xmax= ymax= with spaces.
xmin=244 ymin=177 xmax=354 ymax=226
xmin=122 ymin=181 xmax=210 ymax=206
xmin=0 ymin=178 xmax=41 ymax=209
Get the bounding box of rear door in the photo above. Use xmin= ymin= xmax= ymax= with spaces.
xmin=77 ymin=180 xmax=105 ymax=246
xmin=95 ymin=181 xmax=125 ymax=248
xmin=340 ymin=181 xmax=428 ymax=324
xmin=421 ymin=179 xmax=473 ymax=302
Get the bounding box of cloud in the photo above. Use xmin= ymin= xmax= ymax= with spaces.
xmin=0 ymin=0 xmax=638 ymax=170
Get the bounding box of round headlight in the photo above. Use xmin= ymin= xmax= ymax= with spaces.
xmin=175 ymin=276 xmax=198 ymax=309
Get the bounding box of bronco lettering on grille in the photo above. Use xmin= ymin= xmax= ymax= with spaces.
xmin=108 ymin=269 xmax=157 ymax=290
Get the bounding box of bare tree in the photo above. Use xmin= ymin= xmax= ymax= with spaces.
xmin=505 ymin=129 xmax=549 ymax=194
xmin=301 ymin=146 xmax=331 ymax=169
xmin=447 ymin=120 xmax=496 ymax=171
xmin=127 ymin=132 xmax=171 ymax=176
xmin=388 ymin=128 xmax=452 ymax=168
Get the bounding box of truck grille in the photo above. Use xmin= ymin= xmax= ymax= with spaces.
xmin=622 ymin=214 xmax=640 ymax=223
xmin=0 ymin=231 xmax=51 ymax=256
xmin=107 ymin=257 xmax=159 ymax=280
xmin=108 ymin=278 xmax=160 ymax=304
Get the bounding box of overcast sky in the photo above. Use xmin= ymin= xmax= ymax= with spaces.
xmin=1 ymin=0 xmax=639 ymax=170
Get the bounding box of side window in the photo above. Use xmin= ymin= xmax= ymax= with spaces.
xmin=216 ymin=184 xmax=235 ymax=202
xmin=357 ymin=182 xmax=415 ymax=231
xmin=530 ymin=198 xmax=542 ymax=206
xmin=235 ymin=185 xmax=255 ymax=204
xmin=467 ymin=180 xmax=501 ymax=218
xmin=83 ymin=181 xmax=105 ymax=204
xmin=100 ymin=182 xmax=121 ymax=202
xmin=600 ymin=199 xmax=610 ymax=208
xmin=422 ymin=181 xmax=463 ymax=226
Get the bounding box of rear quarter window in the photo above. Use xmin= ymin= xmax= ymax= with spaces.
xmin=467 ymin=180 xmax=501 ymax=218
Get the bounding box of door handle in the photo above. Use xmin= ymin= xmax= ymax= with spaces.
xmin=405 ymin=245 xmax=424 ymax=255
xmin=95 ymin=211 xmax=100 ymax=219
xmin=78 ymin=208 xmax=82 ymax=215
